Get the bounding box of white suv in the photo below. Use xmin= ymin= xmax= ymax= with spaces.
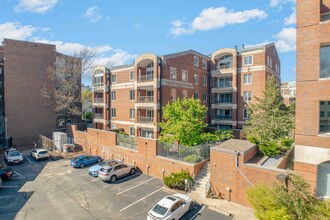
xmin=30 ymin=149 xmax=49 ymax=160
xmin=5 ymin=148 xmax=24 ymax=164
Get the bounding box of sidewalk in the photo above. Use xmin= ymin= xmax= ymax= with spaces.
xmin=187 ymin=191 xmax=257 ymax=220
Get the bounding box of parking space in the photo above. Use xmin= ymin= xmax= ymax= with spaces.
xmin=0 ymin=150 xmax=232 ymax=220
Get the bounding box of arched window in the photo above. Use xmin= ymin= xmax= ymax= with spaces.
xmin=317 ymin=161 xmax=330 ymax=198
xmin=217 ymin=55 xmax=233 ymax=70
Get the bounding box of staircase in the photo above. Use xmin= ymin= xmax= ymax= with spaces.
xmin=192 ymin=162 xmax=210 ymax=197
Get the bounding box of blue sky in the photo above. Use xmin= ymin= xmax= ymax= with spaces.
xmin=0 ymin=0 xmax=296 ymax=85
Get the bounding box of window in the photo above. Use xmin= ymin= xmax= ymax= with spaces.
xmin=243 ymin=109 xmax=249 ymax=119
xmin=182 ymin=70 xmax=188 ymax=81
xmin=321 ymin=12 xmax=330 ymax=22
xmin=216 ymin=109 xmax=232 ymax=120
xmin=141 ymin=129 xmax=153 ymax=139
xmin=182 ymin=90 xmax=188 ymax=99
xmin=267 ymin=56 xmax=270 ymax=67
xmin=130 ymin=71 xmax=134 ymax=81
xmin=111 ymin=108 xmax=116 ymax=118
xmin=194 ymin=74 xmax=199 ymax=85
xmin=170 ymin=67 xmax=177 ymax=79
xmin=244 ymin=74 xmax=252 ymax=84
xmin=170 ymin=88 xmax=177 ymax=101
xmin=94 ymin=76 xmax=103 ymax=86
xmin=194 ymin=56 xmax=199 ymax=67
xmin=289 ymin=89 xmax=296 ymax=96
xmin=0 ymin=68 xmax=2 ymax=74
xmin=56 ymin=119 xmax=66 ymax=128
xmin=218 ymin=55 xmax=233 ymax=69
xmin=217 ymin=77 xmax=232 ymax=88
xmin=244 ymin=91 xmax=252 ymax=102
xmin=276 ymin=64 xmax=280 ymax=73
xmin=216 ymin=93 xmax=232 ymax=103
xmin=320 ymin=101 xmax=330 ymax=133
xmin=130 ymin=90 xmax=135 ymax=101
xmin=202 ymin=60 xmax=207 ymax=69
xmin=111 ymin=91 xmax=116 ymax=101
xmin=194 ymin=91 xmax=199 ymax=100
xmin=202 ymin=92 xmax=207 ymax=102
xmin=129 ymin=127 xmax=135 ymax=136
xmin=203 ymin=76 xmax=207 ymax=86
xmin=111 ymin=74 xmax=117 ymax=83
xmin=130 ymin=109 xmax=135 ymax=119
xmin=243 ymin=56 xmax=253 ymax=66
xmin=111 ymin=124 xmax=116 ymax=129
xmin=320 ymin=45 xmax=330 ymax=78
xmin=270 ymin=58 xmax=273 ymax=69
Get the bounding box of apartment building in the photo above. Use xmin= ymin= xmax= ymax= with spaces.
xmin=295 ymin=0 xmax=330 ymax=198
xmin=210 ymin=43 xmax=280 ymax=130
xmin=281 ymin=81 xmax=296 ymax=105
xmin=92 ymin=44 xmax=280 ymax=139
xmin=0 ymin=47 xmax=5 ymax=148
xmin=92 ymin=51 xmax=210 ymax=138
xmin=2 ymin=39 xmax=81 ymax=146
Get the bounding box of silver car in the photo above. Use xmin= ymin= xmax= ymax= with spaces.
xmin=98 ymin=163 xmax=136 ymax=183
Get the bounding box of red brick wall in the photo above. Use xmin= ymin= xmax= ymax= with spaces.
xmin=294 ymin=161 xmax=318 ymax=194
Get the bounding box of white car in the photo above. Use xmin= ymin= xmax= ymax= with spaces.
xmin=4 ymin=148 xmax=24 ymax=164
xmin=147 ymin=194 xmax=194 ymax=220
xmin=30 ymin=149 xmax=49 ymax=160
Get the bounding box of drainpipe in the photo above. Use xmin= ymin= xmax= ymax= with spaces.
xmin=235 ymin=151 xmax=254 ymax=186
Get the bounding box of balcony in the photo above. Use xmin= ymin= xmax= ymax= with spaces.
xmin=321 ymin=12 xmax=330 ymax=22
xmin=215 ymin=115 xmax=232 ymax=120
xmin=93 ymin=84 xmax=105 ymax=91
xmin=211 ymin=86 xmax=234 ymax=93
xmin=211 ymin=67 xmax=234 ymax=77
xmin=94 ymin=98 xmax=104 ymax=103
xmin=138 ymin=74 xmax=154 ymax=82
xmin=94 ymin=113 xmax=104 ymax=119
xmin=137 ymin=116 xmax=154 ymax=123
xmin=137 ymin=96 xmax=154 ymax=103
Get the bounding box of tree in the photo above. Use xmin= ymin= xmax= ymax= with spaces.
xmin=158 ymin=98 xmax=232 ymax=146
xmin=247 ymin=174 xmax=330 ymax=220
xmin=244 ymin=76 xmax=295 ymax=156
xmin=41 ymin=47 xmax=96 ymax=120
xmin=81 ymin=88 xmax=92 ymax=115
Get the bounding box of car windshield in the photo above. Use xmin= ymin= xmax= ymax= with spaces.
xmin=152 ymin=204 xmax=168 ymax=216
xmin=100 ymin=167 xmax=112 ymax=173
xmin=99 ymin=160 xmax=110 ymax=166
xmin=74 ymin=157 xmax=82 ymax=160
xmin=8 ymin=151 xmax=20 ymax=157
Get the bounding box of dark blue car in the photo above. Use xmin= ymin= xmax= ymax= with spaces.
xmin=70 ymin=155 xmax=102 ymax=168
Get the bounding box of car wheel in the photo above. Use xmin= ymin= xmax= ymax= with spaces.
xmin=80 ymin=163 xmax=85 ymax=168
xmin=189 ymin=202 xmax=194 ymax=211
xmin=97 ymin=158 xmax=102 ymax=163
xmin=130 ymin=168 xmax=136 ymax=175
xmin=110 ymin=175 xmax=117 ymax=183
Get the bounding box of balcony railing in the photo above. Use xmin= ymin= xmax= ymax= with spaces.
xmin=215 ymin=115 xmax=232 ymax=120
xmin=137 ymin=116 xmax=154 ymax=123
xmin=138 ymin=74 xmax=154 ymax=82
xmin=214 ymin=99 xmax=232 ymax=104
xmin=218 ymin=64 xmax=233 ymax=70
xmin=137 ymin=96 xmax=154 ymax=103
xmin=94 ymin=98 xmax=104 ymax=103
xmin=94 ymin=113 xmax=104 ymax=119
xmin=321 ymin=12 xmax=330 ymax=22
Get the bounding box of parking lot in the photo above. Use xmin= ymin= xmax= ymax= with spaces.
xmin=0 ymin=150 xmax=232 ymax=220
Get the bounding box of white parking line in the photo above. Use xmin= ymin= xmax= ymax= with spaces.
xmin=25 ymin=156 xmax=34 ymax=165
xmin=13 ymin=171 xmax=25 ymax=178
xmin=117 ymin=177 xmax=155 ymax=195
xmin=0 ymin=185 xmax=19 ymax=188
xmin=120 ymin=188 xmax=163 ymax=212
xmin=103 ymin=173 xmax=140 ymax=188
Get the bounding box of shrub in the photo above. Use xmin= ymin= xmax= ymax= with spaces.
xmin=259 ymin=140 xmax=281 ymax=156
xmin=163 ymin=170 xmax=193 ymax=191
xmin=183 ymin=155 xmax=197 ymax=163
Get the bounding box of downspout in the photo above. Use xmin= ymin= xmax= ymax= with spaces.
xmin=235 ymin=151 xmax=254 ymax=186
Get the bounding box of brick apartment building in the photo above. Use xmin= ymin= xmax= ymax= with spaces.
xmin=0 ymin=47 xmax=5 ymax=148
xmin=1 ymin=39 xmax=81 ymax=147
xmin=92 ymin=43 xmax=280 ymax=138
xmin=281 ymin=81 xmax=296 ymax=105
xmin=295 ymin=0 xmax=330 ymax=198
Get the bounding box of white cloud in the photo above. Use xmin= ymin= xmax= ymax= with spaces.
xmin=15 ymin=0 xmax=58 ymax=14
xmin=0 ymin=22 xmax=36 ymax=42
xmin=284 ymin=10 xmax=296 ymax=25
xmin=84 ymin=6 xmax=103 ymax=23
xmin=273 ymin=27 xmax=296 ymax=52
xmin=170 ymin=7 xmax=267 ymax=36
xmin=94 ymin=50 xmax=138 ymax=67
xmin=270 ymin=0 xmax=295 ymax=8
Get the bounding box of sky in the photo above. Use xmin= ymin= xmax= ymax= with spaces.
xmin=0 ymin=0 xmax=297 ymax=86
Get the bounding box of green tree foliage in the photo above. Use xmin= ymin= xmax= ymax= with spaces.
xmin=247 ymin=174 xmax=330 ymax=220
xmin=158 ymin=98 xmax=232 ymax=146
xmin=82 ymin=111 xmax=92 ymax=120
xmin=81 ymin=88 xmax=92 ymax=114
xmin=163 ymin=170 xmax=193 ymax=190
xmin=244 ymin=76 xmax=295 ymax=156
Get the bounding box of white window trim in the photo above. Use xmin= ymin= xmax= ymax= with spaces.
xmin=130 ymin=109 xmax=135 ymax=120
xmin=202 ymin=92 xmax=207 ymax=102
xmin=202 ymin=59 xmax=207 ymax=69
xmin=243 ymin=109 xmax=250 ymax=119
xmin=111 ymin=91 xmax=116 ymax=101
xmin=244 ymin=91 xmax=252 ymax=102
xmin=244 ymin=74 xmax=252 ymax=84
xmin=194 ymin=56 xmax=199 ymax=67
xmin=182 ymin=70 xmax=188 ymax=81
xmin=194 ymin=74 xmax=199 ymax=85
xmin=129 ymin=126 xmax=135 ymax=137
xmin=129 ymin=71 xmax=135 ymax=81
xmin=130 ymin=90 xmax=135 ymax=101
xmin=203 ymin=76 xmax=207 ymax=86
xmin=111 ymin=74 xmax=117 ymax=83
xmin=111 ymin=108 xmax=116 ymax=118
xmin=243 ymin=55 xmax=253 ymax=66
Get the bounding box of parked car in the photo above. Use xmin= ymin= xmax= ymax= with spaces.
xmin=4 ymin=148 xmax=24 ymax=164
xmin=88 ymin=159 xmax=122 ymax=177
xmin=30 ymin=149 xmax=49 ymax=160
xmin=98 ymin=163 xmax=136 ymax=183
xmin=147 ymin=194 xmax=194 ymax=220
xmin=70 ymin=155 xmax=102 ymax=168
xmin=0 ymin=167 xmax=13 ymax=181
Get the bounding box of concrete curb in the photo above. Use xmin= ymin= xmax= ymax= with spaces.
xmin=207 ymin=205 xmax=233 ymax=217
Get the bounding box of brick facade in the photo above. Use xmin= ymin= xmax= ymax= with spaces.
xmin=281 ymin=82 xmax=296 ymax=105
xmin=295 ymin=0 xmax=330 ymax=198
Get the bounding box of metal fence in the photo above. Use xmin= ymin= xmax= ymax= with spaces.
xmin=156 ymin=142 xmax=216 ymax=164
xmin=116 ymin=133 xmax=137 ymax=151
